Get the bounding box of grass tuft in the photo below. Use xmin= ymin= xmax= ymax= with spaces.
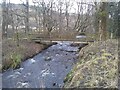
xmin=10 ymin=53 xmax=21 ymax=69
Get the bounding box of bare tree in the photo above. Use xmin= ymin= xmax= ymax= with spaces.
xmin=40 ymin=0 xmax=55 ymax=39
xmin=94 ymin=2 xmax=100 ymax=35
xmin=46 ymin=0 xmax=55 ymax=39
xmin=41 ymin=0 xmax=47 ymax=32
xmin=25 ymin=0 xmax=29 ymax=33
xmin=8 ymin=0 xmax=15 ymax=36
xmin=32 ymin=1 xmax=38 ymax=31
xmin=21 ymin=0 xmax=29 ymax=34
xmin=73 ymin=1 xmax=95 ymax=35
xmin=99 ymin=2 xmax=107 ymax=40
xmin=52 ymin=0 xmax=64 ymax=38
xmin=2 ymin=0 xmax=8 ymax=38
xmin=65 ymin=0 xmax=70 ymax=31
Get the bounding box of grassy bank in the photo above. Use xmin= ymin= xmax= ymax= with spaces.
xmin=64 ymin=39 xmax=118 ymax=88
xmin=2 ymin=39 xmax=55 ymax=72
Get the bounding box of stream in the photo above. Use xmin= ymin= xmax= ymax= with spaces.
xmin=2 ymin=41 xmax=84 ymax=88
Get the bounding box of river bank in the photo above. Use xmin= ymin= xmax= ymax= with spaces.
xmin=64 ymin=39 xmax=118 ymax=88
xmin=2 ymin=39 xmax=55 ymax=72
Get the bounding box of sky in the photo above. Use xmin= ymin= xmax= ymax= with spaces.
xmin=0 ymin=0 xmax=119 ymax=13
xmin=1 ymin=0 xmax=120 ymax=5
xmin=0 ymin=0 xmax=94 ymax=13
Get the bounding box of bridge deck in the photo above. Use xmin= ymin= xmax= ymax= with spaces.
xmin=33 ymin=39 xmax=92 ymax=44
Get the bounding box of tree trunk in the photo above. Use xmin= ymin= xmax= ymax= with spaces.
xmin=25 ymin=0 xmax=29 ymax=34
xmin=16 ymin=26 xmax=19 ymax=47
xmin=99 ymin=2 xmax=107 ymax=41
xmin=2 ymin=1 xmax=8 ymax=38
xmin=118 ymin=1 xmax=120 ymax=38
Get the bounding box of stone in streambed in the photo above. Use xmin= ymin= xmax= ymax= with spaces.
xmin=44 ymin=56 xmax=52 ymax=61
xmin=30 ymin=59 xmax=36 ymax=64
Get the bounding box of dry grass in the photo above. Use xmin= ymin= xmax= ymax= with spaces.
xmin=64 ymin=39 xmax=118 ymax=88
xmin=2 ymin=38 xmax=53 ymax=72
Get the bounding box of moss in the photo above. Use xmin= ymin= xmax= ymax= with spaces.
xmin=99 ymin=11 xmax=107 ymax=17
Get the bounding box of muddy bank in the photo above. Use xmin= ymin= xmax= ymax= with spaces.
xmin=2 ymin=39 xmax=55 ymax=72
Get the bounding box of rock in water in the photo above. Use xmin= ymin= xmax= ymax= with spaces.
xmin=44 ymin=56 xmax=51 ymax=61
xmin=14 ymin=72 xmax=21 ymax=75
xmin=17 ymin=82 xmax=29 ymax=88
xmin=30 ymin=59 xmax=36 ymax=64
xmin=53 ymin=83 xmax=56 ymax=86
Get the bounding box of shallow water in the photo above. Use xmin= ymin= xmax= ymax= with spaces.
xmin=2 ymin=41 xmax=80 ymax=88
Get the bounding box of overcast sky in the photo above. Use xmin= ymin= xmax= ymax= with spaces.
xmin=2 ymin=0 xmax=120 ymax=5
xmin=2 ymin=0 xmax=94 ymax=5
xmin=0 ymin=0 xmax=95 ymax=13
xmin=1 ymin=0 xmax=119 ymax=13
xmin=0 ymin=0 xmax=120 ymax=4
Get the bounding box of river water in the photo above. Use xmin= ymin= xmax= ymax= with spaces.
xmin=2 ymin=41 xmax=82 ymax=88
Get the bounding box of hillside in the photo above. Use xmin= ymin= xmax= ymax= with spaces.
xmin=64 ymin=39 xmax=118 ymax=88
